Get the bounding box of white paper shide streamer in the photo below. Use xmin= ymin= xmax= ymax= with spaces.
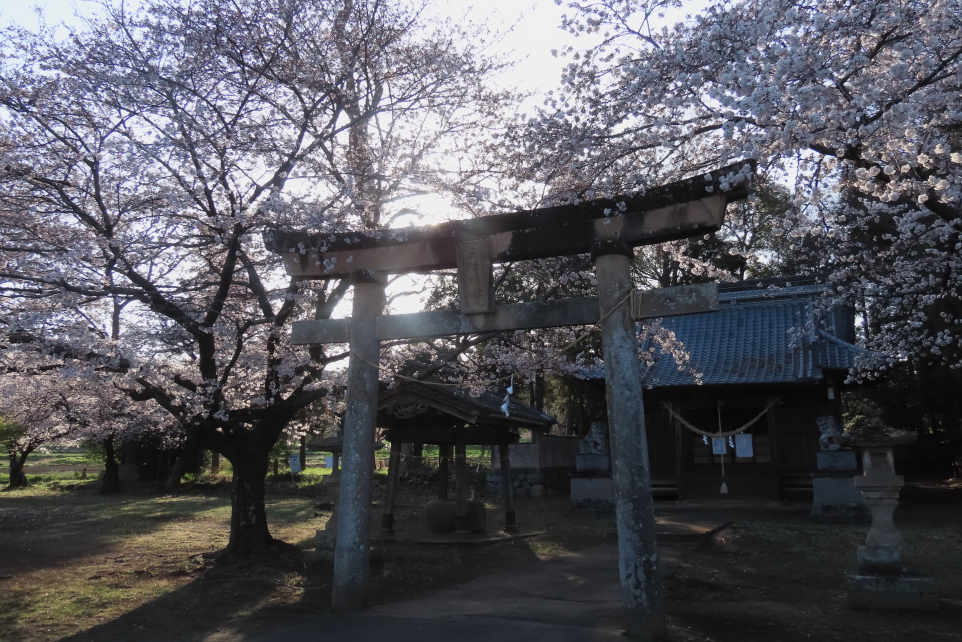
xmin=501 ymin=375 xmax=514 ymax=416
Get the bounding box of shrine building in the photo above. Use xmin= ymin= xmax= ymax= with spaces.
xmin=580 ymin=275 xmax=872 ymax=503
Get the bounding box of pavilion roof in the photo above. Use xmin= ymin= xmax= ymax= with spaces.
xmin=377 ymin=380 xmax=555 ymax=429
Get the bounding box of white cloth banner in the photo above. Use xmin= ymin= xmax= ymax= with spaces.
xmin=711 ymin=437 xmax=727 ymax=455
xmin=288 ymin=454 xmax=303 ymax=474
xmin=735 ymin=433 xmax=754 ymax=458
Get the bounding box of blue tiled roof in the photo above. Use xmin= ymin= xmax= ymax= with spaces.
xmin=585 ymin=283 xmax=871 ymax=387
xmin=643 ymin=285 xmax=870 ymax=387
xmin=814 ymin=329 xmax=871 ymax=372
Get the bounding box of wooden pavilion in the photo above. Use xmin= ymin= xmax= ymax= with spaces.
xmin=377 ymin=380 xmax=555 ymax=533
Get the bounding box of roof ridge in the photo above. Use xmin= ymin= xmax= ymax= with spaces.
xmin=816 ymin=328 xmax=871 ymax=353
xmin=719 ymin=283 xmax=828 ymax=303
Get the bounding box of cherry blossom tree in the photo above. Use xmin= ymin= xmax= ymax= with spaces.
xmin=1 ymin=372 xmax=78 ymax=489
xmin=0 ymin=417 xmax=30 ymax=489
xmin=630 ymin=178 xmax=800 ymax=288
xmin=0 ymin=0 xmax=514 ymax=554
xmin=516 ymin=0 xmax=962 ymax=372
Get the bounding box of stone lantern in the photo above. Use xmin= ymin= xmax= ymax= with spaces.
xmin=836 ymin=422 xmax=938 ymax=611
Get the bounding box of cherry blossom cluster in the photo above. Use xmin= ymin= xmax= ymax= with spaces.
xmin=510 ymin=0 xmax=962 ymax=374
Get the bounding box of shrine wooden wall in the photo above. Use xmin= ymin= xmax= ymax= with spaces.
xmin=641 ymin=383 xmax=844 ymax=502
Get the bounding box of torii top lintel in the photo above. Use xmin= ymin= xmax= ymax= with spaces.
xmin=265 ymin=161 xmax=755 ymax=279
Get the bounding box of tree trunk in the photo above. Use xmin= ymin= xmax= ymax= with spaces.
xmin=161 ymin=451 xmax=188 ymax=493
xmin=100 ymin=435 xmax=120 ymax=494
xmin=224 ymin=453 xmax=277 ymax=557
xmin=7 ymin=452 xmax=28 ymax=489
xmin=161 ymin=438 xmax=201 ymax=492
xmin=532 ymin=371 xmax=545 ymax=412
xmin=211 ymin=450 xmax=220 ymax=475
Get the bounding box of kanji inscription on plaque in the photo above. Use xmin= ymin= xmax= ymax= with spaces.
xmin=456 ymin=238 xmax=495 ymax=314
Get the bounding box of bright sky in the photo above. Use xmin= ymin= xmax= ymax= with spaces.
xmin=0 ymin=0 xmax=706 ymax=98
xmin=443 ymin=0 xmax=580 ymax=99
xmin=0 ymin=1 xmax=583 ymax=116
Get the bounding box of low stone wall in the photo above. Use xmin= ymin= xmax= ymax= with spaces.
xmin=491 ymin=436 xmax=581 ymax=473
xmin=484 ymin=470 xmax=571 ymax=498
xmin=485 ymin=435 xmax=580 ymax=498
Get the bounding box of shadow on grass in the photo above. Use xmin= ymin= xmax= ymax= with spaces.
xmin=55 ymin=534 xmax=549 ymax=642
xmin=5 ymin=485 xmax=616 ymax=642
xmin=0 ymin=483 xmax=235 ymax=572
xmin=52 ymin=488 xmax=565 ymax=642
xmin=57 ymin=550 xmax=330 ymax=642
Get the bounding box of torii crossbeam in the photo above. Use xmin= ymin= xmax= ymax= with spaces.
xmin=266 ymin=161 xmax=755 ymax=641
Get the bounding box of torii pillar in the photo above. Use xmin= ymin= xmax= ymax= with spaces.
xmin=331 ymin=269 xmax=385 ymax=611
xmin=594 ymin=238 xmax=666 ymax=640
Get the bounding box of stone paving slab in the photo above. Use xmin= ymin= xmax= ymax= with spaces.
xmin=255 ymin=542 xmax=713 ymax=641
xmin=261 ymin=613 xmax=625 ymax=642
xmin=253 ymin=545 xmax=628 ymax=642
xmin=253 ymin=512 xmax=730 ymax=642
xmin=375 ymin=530 xmax=548 ymax=546
xmin=374 ymin=511 xmax=729 ymax=546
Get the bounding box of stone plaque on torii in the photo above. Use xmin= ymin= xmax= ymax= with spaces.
xmin=266 ymin=161 xmax=755 ymax=640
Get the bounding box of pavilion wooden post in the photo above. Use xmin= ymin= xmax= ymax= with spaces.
xmin=381 ymin=440 xmax=403 ymax=531
xmin=331 ymin=270 xmax=386 ymax=613
xmin=499 ymin=443 xmax=517 ymax=532
xmin=438 ymin=444 xmax=451 ymax=500
xmin=454 ymin=441 xmax=469 ymax=532
xmin=594 ymin=243 xmax=667 ymax=641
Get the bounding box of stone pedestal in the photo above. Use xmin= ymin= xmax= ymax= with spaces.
xmin=842 ymin=436 xmax=938 ymax=611
xmin=810 ymin=450 xmax=868 ymax=523
xmin=306 ymin=433 xmax=345 ymax=548
xmin=817 ymin=450 xmax=857 ymax=471
xmin=570 ymin=476 xmax=615 ymax=511
xmin=571 ymin=429 xmax=614 ymax=512
xmin=575 ymin=453 xmax=611 ymax=472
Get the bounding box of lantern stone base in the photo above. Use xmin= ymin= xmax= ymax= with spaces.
xmin=845 ymin=573 xmax=939 ymax=611
xmin=857 ymin=545 xmax=908 ymax=575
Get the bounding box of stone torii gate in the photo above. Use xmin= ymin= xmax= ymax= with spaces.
xmin=266 ymin=162 xmax=754 ymax=640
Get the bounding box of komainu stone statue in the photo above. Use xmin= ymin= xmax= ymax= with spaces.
xmin=817 ymin=415 xmax=843 ymax=451
xmin=579 ymin=421 xmax=610 ymax=455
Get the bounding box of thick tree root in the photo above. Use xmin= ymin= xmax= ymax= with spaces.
xmin=216 ymin=537 xmax=301 ymax=563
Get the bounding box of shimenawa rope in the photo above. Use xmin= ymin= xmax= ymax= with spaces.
xmin=660 ymin=397 xmax=782 ymax=438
